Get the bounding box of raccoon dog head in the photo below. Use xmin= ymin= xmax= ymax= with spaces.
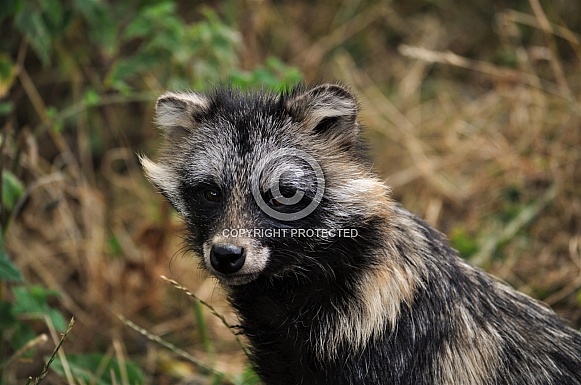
xmin=141 ymin=84 xmax=391 ymax=285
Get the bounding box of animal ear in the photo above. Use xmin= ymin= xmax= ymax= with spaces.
xmin=287 ymin=83 xmax=359 ymax=141
xmin=155 ymin=91 xmax=209 ymax=141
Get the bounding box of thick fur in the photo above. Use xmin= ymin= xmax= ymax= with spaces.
xmin=142 ymin=84 xmax=581 ymax=385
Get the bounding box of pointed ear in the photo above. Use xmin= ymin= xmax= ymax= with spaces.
xmin=155 ymin=91 xmax=210 ymax=140
xmin=286 ymin=83 xmax=359 ymax=141
xmin=139 ymin=154 xmax=188 ymax=215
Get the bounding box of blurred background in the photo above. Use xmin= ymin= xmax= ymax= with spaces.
xmin=1 ymin=0 xmax=580 ymax=384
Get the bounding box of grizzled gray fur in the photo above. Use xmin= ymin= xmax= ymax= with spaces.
xmin=141 ymin=83 xmax=581 ymax=385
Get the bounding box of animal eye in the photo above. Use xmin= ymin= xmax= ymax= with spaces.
xmin=265 ymin=185 xmax=304 ymax=209
xmin=269 ymin=196 xmax=284 ymax=207
xmin=263 ymin=189 xmax=284 ymax=208
xmin=203 ymin=189 xmax=222 ymax=203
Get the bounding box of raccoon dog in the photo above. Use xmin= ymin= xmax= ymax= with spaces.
xmin=141 ymin=83 xmax=581 ymax=385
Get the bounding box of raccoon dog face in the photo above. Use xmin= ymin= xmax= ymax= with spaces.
xmin=141 ymin=84 xmax=390 ymax=285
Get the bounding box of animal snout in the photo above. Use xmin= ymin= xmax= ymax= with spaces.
xmin=210 ymin=243 xmax=246 ymax=274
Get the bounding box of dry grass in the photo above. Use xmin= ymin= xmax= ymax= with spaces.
xmin=4 ymin=0 xmax=581 ymax=383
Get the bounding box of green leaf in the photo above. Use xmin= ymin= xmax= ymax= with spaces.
xmin=0 ymin=101 xmax=13 ymax=116
xmin=13 ymin=0 xmax=73 ymax=66
xmin=0 ymin=258 xmax=21 ymax=282
xmin=12 ymin=285 xmax=66 ymax=330
xmin=0 ymin=0 xmax=23 ymax=23
xmin=46 ymin=307 xmax=67 ymax=331
xmin=123 ymin=2 xmax=178 ymax=41
xmin=123 ymin=13 xmax=156 ymax=40
xmin=73 ymin=0 xmax=118 ymax=55
xmin=45 ymin=106 xmax=63 ymax=133
xmin=11 ymin=322 xmax=36 ymax=356
xmin=15 ymin=2 xmax=52 ymax=65
xmin=12 ymin=286 xmax=47 ymax=315
xmin=2 ymin=170 xmax=25 ymax=213
xmin=106 ymin=52 xmax=161 ymax=88
xmin=50 ymin=353 xmax=144 ymax=385
xmin=0 ymin=232 xmax=22 ymax=282
xmin=41 ymin=0 xmax=74 ymax=36
xmin=0 ymin=54 xmax=17 ymax=98
xmin=229 ymin=58 xmax=302 ymax=91
xmin=107 ymin=235 xmax=121 ymax=257
xmin=130 ymin=12 xmax=176 ymax=39
xmin=83 ymin=88 xmax=101 ymax=107
xmin=0 ymin=300 xmax=16 ymax=329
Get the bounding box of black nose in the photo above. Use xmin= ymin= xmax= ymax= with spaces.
xmin=210 ymin=243 xmax=246 ymax=274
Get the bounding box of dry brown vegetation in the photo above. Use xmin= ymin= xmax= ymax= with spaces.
xmin=2 ymin=0 xmax=580 ymax=383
